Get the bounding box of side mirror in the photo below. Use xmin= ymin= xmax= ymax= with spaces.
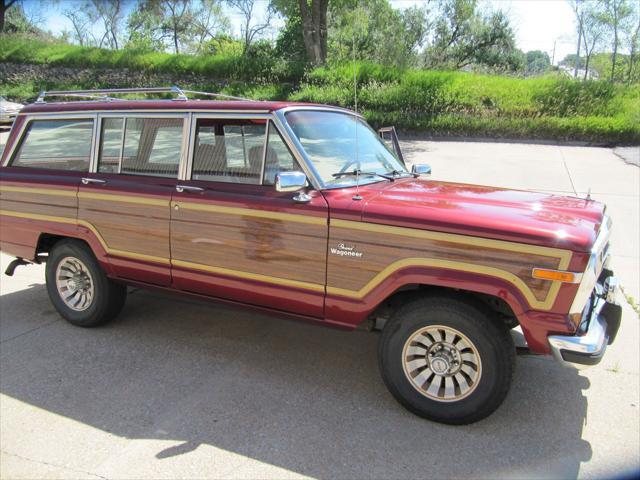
xmin=412 ymin=164 xmax=431 ymax=176
xmin=275 ymin=171 xmax=311 ymax=203
xmin=275 ymin=171 xmax=307 ymax=193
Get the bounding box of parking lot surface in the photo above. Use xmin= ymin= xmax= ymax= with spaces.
xmin=1 ymin=138 xmax=639 ymax=479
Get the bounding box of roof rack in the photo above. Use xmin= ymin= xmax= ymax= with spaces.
xmin=35 ymin=86 xmax=250 ymax=103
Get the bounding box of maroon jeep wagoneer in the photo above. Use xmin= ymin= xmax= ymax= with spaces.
xmin=0 ymin=87 xmax=621 ymax=424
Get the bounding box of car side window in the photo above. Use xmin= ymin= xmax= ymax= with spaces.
xmin=191 ymin=119 xmax=266 ymax=184
xmin=262 ymin=122 xmax=302 ymax=186
xmin=98 ymin=118 xmax=124 ymax=173
xmin=98 ymin=117 xmax=183 ymax=177
xmin=11 ymin=119 xmax=93 ymax=171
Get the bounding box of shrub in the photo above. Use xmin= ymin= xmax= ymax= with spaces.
xmin=533 ymin=79 xmax=617 ymax=117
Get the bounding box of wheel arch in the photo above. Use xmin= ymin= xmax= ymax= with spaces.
xmin=369 ymin=283 xmax=520 ymax=331
xmin=35 ymin=231 xmax=113 ymax=275
xmin=327 ymin=268 xmax=531 ymax=331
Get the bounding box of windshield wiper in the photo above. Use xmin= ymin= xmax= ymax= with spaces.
xmin=384 ymin=169 xmax=412 ymax=178
xmin=332 ymin=169 xmax=396 ymax=181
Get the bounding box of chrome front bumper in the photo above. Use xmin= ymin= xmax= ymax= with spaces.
xmin=549 ymin=273 xmax=622 ymax=369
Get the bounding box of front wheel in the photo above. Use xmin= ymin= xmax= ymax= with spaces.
xmin=379 ymin=294 xmax=515 ymax=424
xmin=45 ymin=239 xmax=127 ymax=327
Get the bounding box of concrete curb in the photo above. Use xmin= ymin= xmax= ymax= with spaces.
xmin=613 ymin=147 xmax=640 ymax=167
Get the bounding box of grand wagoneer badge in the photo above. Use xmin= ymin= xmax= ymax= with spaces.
xmin=330 ymin=242 xmax=363 ymax=258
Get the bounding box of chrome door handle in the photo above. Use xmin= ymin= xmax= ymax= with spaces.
xmin=176 ymin=185 xmax=204 ymax=193
xmin=81 ymin=178 xmax=107 ymax=185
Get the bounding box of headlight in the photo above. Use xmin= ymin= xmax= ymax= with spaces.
xmin=569 ymin=216 xmax=612 ymax=320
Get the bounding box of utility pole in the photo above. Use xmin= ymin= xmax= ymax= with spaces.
xmin=551 ymin=40 xmax=557 ymax=66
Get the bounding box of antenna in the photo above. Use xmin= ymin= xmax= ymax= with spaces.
xmin=352 ymin=0 xmax=362 ymax=202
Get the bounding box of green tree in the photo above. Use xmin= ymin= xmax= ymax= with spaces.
xmin=127 ymin=0 xmax=223 ymax=54
xmin=624 ymin=4 xmax=639 ymax=82
xmin=87 ymin=0 xmax=126 ymax=50
xmin=275 ymin=14 xmax=307 ymax=61
xmin=580 ymin=2 xmax=606 ymax=80
xmin=426 ymin=0 xmax=520 ymax=71
xmin=601 ymin=0 xmax=635 ymax=81
xmin=272 ymin=0 xmax=329 ymax=65
xmin=525 ymin=50 xmax=551 ymax=75
xmin=569 ymin=0 xmax=586 ymax=77
xmin=192 ymin=0 xmax=229 ymax=54
xmin=226 ymin=0 xmax=274 ymax=55
xmin=201 ymin=34 xmax=243 ymax=55
xmin=163 ymin=0 xmax=195 ymax=54
xmin=327 ymin=0 xmax=428 ymax=67
xmin=299 ymin=0 xmax=328 ymax=65
xmin=400 ymin=5 xmax=430 ymax=58
xmin=63 ymin=9 xmax=93 ymax=46
xmin=126 ymin=1 xmax=167 ymax=51
xmin=1 ymin=1 xmax=38 ymax=35
xmin=0 ymin=0 xmax=17 ymax=33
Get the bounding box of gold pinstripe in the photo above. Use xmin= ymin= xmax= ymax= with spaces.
xmin=0 ymin=185 xmax=77 ymax=197
xmin=331 ymin=219 xmax=572 ymax=268
xmin=78 ymin=191 xmax=168 ymax=207
xmin=0 ymin=210 xmax=77 ymax=225
xmin=326 ymin=257 xmax=564 ymax=310
xmin=171 ymin=259 xmax=325 ymax=292
xmin=171 ymin=201 xmax=327 ymax=226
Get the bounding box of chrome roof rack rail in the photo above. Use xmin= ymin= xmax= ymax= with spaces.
xmin=179 ymin=89 xmax=251 ymax=102
xmin=35 ymin=86 xmax=189 ymax=103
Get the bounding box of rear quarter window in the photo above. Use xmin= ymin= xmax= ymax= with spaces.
xmin=11 ymin=119 xmax=94 ymax=171
xmin=97 ymin=117 xmax=184 ymax=177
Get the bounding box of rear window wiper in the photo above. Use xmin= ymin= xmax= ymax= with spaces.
xmin=332 ymin=170 xmax=396 ymax=181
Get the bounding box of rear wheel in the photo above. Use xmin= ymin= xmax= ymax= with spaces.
xmin=46 ymin=240 xmax=127 ymax=327
xmin=379 ymin=294 xmax=515 ymax=424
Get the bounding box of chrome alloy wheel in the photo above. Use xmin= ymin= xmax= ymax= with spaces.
xmin=55 ymin=256 xmax=95 ymax=311
xmin=402 ymin=325 xmax=482 ymax=402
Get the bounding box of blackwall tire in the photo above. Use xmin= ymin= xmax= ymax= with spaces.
xmin=379 ymin=294 xmax=515 ymax=425
xmin=45 ymin=240 xmax=126 ymax=327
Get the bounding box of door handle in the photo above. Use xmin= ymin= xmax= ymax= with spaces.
xmin=176 ymin=185 xmax=204 ymax=193
xmin=81 ymin=178 xmax=107 ymax=185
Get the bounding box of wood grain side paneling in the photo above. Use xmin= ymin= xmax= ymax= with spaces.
xmin=171 ymin=206 xmax=327 ymax=285
xmin=0 ymin=189 xmax=77 ymax=220
xmin=327 ymin=221 xmax=572 ymax=310
xmin=79 ymin=197 xmax=171 ymax=261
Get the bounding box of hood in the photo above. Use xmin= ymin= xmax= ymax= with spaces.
xmin=360 ymin=179 xmax=605 ymax=252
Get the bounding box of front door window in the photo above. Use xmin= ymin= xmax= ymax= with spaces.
xmin=191 ymin=119 xmax=266 ymax=183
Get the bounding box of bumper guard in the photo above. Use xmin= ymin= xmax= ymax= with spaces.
xmin=548 ymin=274 xmax=622 ymax=369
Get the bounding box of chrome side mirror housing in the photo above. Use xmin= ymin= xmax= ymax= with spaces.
xmin=412 ymin=164 xmax=431 ymax=176
xmin=275 ymin=171 xmax=307 ymax=193
xmin=275 ymin=171 xmax=311 ymax=203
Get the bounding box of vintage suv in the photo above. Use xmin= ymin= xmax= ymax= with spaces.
xmin=0 ymin=87 xmax=622 ymax=424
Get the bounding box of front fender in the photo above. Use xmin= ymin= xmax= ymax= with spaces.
xmin=324 ymin=264 xmax=578 ymax=354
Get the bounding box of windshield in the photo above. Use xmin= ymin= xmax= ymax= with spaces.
xmin=284 ymin=110 xmax=408 ymax=188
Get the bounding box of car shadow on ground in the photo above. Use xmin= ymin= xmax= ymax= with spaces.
xmin=1 ymin=284 xmax=592 ymax=478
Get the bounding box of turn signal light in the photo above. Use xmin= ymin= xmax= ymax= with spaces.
xmin=532 ymin=268 xmax=581 ymax=283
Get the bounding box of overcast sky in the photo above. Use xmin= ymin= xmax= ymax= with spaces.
xmin=24 ymin=0 xmax=579 ymax=65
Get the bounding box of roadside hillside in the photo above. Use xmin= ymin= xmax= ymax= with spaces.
xmin=1 ymin=37 xmax=638 ymax=145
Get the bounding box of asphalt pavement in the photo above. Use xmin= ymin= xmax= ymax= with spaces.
xmin=1 ymin=138 xmax=639 ymax=479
